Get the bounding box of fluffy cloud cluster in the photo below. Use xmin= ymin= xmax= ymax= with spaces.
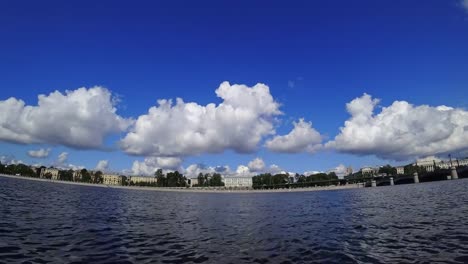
xmin=120 ymin=82 xmax=281 ymax=156
xmin=327 ymin=93 xmax=468 ymax=160
xmin=53 ymin=152 xmax=84 ymax=170
xmin=247 ymin=157 xmax=265 ymax=172
xmin=0 ymin=87 xmax=132 ymax=149
xmin=27 ymin=148 xmax=51 ymax=158
xmin=265 ymin=118 xmax=322 ymax=153
xmin=131 ymin=157 xmax=183 ymax=175
xmin=95 ymin=160 xmax=109 ymax=171
xmin=0 ymin=155 xmax=24 ymax=165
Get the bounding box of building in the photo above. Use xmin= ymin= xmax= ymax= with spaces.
xmin=223 ymin=177 xmax=253 ymax=188
xmin=415 ymin=156 xmax=441 ymax=172
xmin=187 ymin=178 xmax=198 ymax=187
xmin=129 ymin=176 xmax=157 ymax=185
xmin=102 ymin=174 xmax=123 ymax=185
xmin=346 ymin=166 xmax=353 ymax=176
xmin=396 ymin=166 xmax=405 ymax=175
xmin=72 ymin=170 xmax=82 ymax=182
xmin=361 ymin=167 xmax=378 ymax=176
xmin=40 ymin=168 xmax=60 ymax=180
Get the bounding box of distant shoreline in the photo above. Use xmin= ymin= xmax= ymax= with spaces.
xmin=0 ymin=174 xmax=363 ymax=194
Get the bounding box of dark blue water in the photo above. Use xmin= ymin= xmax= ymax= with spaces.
xmin=1 ymin=176 xmax=468 ymax=263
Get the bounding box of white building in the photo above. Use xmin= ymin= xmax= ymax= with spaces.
xmin=102 ymin=174 xmax=123 ymax=185
xmin=187 ymin=178 xmax=198 ymax=187
xmin=40 ymin=168 xmax=60 ymax=180
xmin=396 ymin=166 xmax=405 ymax=175
xmin=129 ymin=176 xmax=157 ymax=185
xmin=361 ymin=167 xmax=378 ymax=176
xmin=223 ymin=177 xmax=253 ymax=188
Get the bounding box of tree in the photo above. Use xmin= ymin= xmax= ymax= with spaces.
xmin=94 ymin=171 xmax=103 ymax=184
xmin=378 ymin=165 xmax=397 ymax=176
xmin=60 ymin=169 xmax=73 ymax=181
xmin=121 ymin=175 xmax=128 ymax=186
xmin=209 ymin=173 xmax=224 ymax=186
xmin=155 ymin=169 xmax=166 ymax=187
xmin=404 ymin=164 xmax=427 ymax=176
xmin=197 ymin=172 xmax=205 ymax=186
xmin=80 ymin=169 xmax=91 ymax=183
xmin=166 ymin=171 xmax=186 ymax=187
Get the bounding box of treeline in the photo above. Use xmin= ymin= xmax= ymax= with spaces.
xmin=0 ymin=162 xmax=38 ymax=177
xmin=153 ymin=169 xmax=187 ymax=187
xmin=195 ymin=173 xmax=224 ymax=187
xmin=252 ymin=172 xmax=339 ymax=189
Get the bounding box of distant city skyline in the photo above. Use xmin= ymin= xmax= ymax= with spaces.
xmin=1 ymin=0 xmax=468 ymax=176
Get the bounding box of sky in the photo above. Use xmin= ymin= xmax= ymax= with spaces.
xmin=1 ymin=0 xmax=468 ymax=177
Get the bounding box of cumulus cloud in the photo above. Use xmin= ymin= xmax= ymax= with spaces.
xmin=57 ymin=152 xmax=68 ymax=164
xmin=53 ymin=152 xmax=83 ymax=170
xmin=27 ymin=148 xmax=51 ymax=158
xmin=184 ymin=163 xmax=232 ymax=178
xmin=265 ymin=118 xmax=322 ymax=153
xmin=331 ymin=164 xmax=349 ymax=178
xmin=131 ymin=157 xmax=183 ymax=175
xmin=0 ymin=87 xmax=132 ymax=149
xmin=248 ymin=157 xmax=265 ymax=172
xmin=327 ymin=93 xmax=468 ymax=160
xmin=95 ymin=160 xmax=109 ymax=171
xmin=0 ymin=155 xmax=24 ymax=165
xmin=120 ymin=81 xmax=281 ymax=156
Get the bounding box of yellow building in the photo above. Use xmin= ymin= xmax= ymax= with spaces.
xmin=102 ymin=174 xmax=123 ymax=185
xmin=40 ymin=168 xmax=60 ymax=180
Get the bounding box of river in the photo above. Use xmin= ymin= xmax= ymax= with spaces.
xmin=1 ymin=176 xmax=467 ymax=263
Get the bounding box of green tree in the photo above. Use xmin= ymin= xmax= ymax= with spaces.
xmin=60 ymin=169 xmax=73 ymax=181
xmin=80 ymin=169 xmax=91 ymax=183
xmin=94 ymin=171 xmax=103 ymax=184
xmin=209 ymin=173 xmax=224 ymax=186
xmin=155 ymin=169 xmax=166 ymax=187
xmin=404 ymin=164 xmax=427 ymax=176
xmin=197 ymin=172 xmax=205 ymax=186
xmin=378 ymin=165 xmax=397 ymax=175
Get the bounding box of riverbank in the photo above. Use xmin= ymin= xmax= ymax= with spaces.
xmin=0 ymin=174 xmax=363 ymax=193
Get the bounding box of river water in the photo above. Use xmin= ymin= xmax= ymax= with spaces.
xmin=1 ymin=176 xmax=468 ymax=263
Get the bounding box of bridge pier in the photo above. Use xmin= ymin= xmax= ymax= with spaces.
xmin=451 ymin=167 xmax=458 ymax=180
xmin=390 ymin=177 xmax=394 ymax=186
xmin=371 ymin=180 xmax=376 ymax=187
xmin=413 ymin=172 xmax=419 ymax=183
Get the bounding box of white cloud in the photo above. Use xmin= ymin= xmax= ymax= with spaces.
xmin=95 ymin=160 xmax=109 ymax=171
xmin=131 ymin=157 xmax=183 ymax=175
xmin=0 ymin=155 xmax=24 ymax=165
xmin=120 ymin=81 xmax=281 ymax=156
xmin=183 ymin=163 xmax=232 ymax=178
xmin=247 ymin=157 xmax=265 ymax=172
xmin=0 ymin=87 xmax=132 ymax=149
xmin=27 ymin=148 xmax=51 ymax=158
xmin=265 ymin=118 xmax=322 ymax=153
xmin=57 ymin=152 xmax=68 ymax=164
xmin=53 ymin=152 xmax=83 ymax=170
xmin=330 ymin=164 xmax=349 ymax=179
xmin=327 ymin=93 xmax=468 ymax=160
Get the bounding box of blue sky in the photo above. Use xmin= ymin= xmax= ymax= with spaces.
xmin=1 ymin=0 xmax=468 ymax=176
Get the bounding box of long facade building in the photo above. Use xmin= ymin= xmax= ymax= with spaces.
xmin=102 ymin=174 xmax=123 ymax=185
xmin=40 ymin=168 xmax=60 ymax=180
xmin=129 ymin=176 xmax=157 ymax=185
xmin=223 ymin=177 xmax=253 ymax=188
